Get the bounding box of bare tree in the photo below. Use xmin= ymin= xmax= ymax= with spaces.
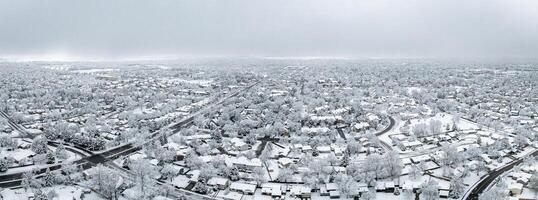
xmin=130 ymin=159 xmax=159 ymax=198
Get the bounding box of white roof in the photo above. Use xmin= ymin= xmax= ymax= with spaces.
xmin=154 ymin=196 xmax=174 ymax=200
xmin=326 ymin=183 xmax=338 ymax=191
xmin=317 ymin=146 xmax=331 ymax=152
xmin=290 ymin=185 xmax=311 ymax=195
xmin=354 ymin=122 xmax=370 ymax=130
xmin=402 ymin=140 xmax=422 ymax=147
xmin=278 ymin=157 xmax=294 ymax=166
xmin=508 ymin=183 xmax=523 ymax=190
xmin=230 ymin=182 xmax=256 ymax=192
xmin=208 ymin=177 xmax=229 ymax=186
xmin=301 ymin=127 xmax=329 ymax=134
xmin=411 ymin=155 xmax=430 ymax=162
xmin=217 ymin=191 xmax=242 ymax=200
xmin=329 ymin=190 xmax=340 ymax=196
xmin=185 ymin=134 xmax=212 ymax=140
xmin=230 ymin=137 xmax=246 ymax=145
xmin=310 ymin=115 xmax=343 ymax=122
xmin=171 ymin=175 xmax=190 ymax=188
xmin=226 ymin=156 xmax=262 ymax=168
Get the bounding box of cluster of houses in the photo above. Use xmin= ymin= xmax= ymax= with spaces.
xmin=498 ymin=162 xmax=538 ymax=199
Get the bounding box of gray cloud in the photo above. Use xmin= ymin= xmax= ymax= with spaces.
xmin=1 ymin=0 xmax=537 ymax=60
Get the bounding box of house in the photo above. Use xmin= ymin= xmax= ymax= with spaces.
xmin=302 ymin=145 xmax=313 ymax=153
xmin=320 ymin=186 xmax=329 ymax=196
xmin=353 ymin=122 xmax=370 ymax=131
xmin=229 ymin=182 xmax=256 ymax=195
xmin=410 ymin=155 xmax=431 ymax=164
xmin=271 ymin=186 xmax=282 ymax=198
xmin=325 ymin=183 xmax=338 ymax=192
xmin=185 ymin=134 xmax=212 ymax=141
xmin=317 ymin=146 xmax=331 ymax=153
xmin=391 ymin=134 xmax=407 ymax=143
xmin=385 ymin=182 xmax=395 ymax=192
xmin=366 ymin=113 xmax=380 ymax=122
xmin=331 ymin=144 xmax=345 ymax=156
xmin=229 ymin=138 xmax=249 ymax=151
xmin=480 ymin=154 xmax=493 ymax=164
xmin=509 ymin=172 xmax=533 ymax=185
xmin=18 ymin=143 xmax=31 ymax=149
xmin=289 ymin=185 xmax=311 ymax=198
xmin=278 ymin=157 xmax=294 ymax=167
xmin=153 ymin=196 xmax=174 ymax=200
xmin=261 ymin=183 xmax=284 ymax=197
xmin=171 ymin=175 xmax=191 ymax=189
xmin=310 ymin=115 xmax=344 ymax=124
xmin=261 ymin=186 xmax=273 ymax=195
xmin=227 ymin=156 xmax=262 ymax=171
xmin=376 ymin=182 xmax=386 ymax=192
xmin=329 ymin=190 xmax=341 ymax=199
xmin=401 ymin=140 xmax=422 ymax=151
xmin=508 ymin=183 xmax=523 ymax=196
xmin=439 ymin=190 xmax=449 ymax=198
xmin=217 ymin=191 xmax=243 ymax=200
xmin=208 ymin=177 xmax=229 ymax=190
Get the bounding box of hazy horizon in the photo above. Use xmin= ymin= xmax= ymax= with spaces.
xmin=1 ymin=0 xmax=538 ymax=61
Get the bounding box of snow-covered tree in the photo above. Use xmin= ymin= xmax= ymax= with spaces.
xmin=31 ymin=135 xmax=48 ymax=154
xmin=21 ymin=171 xmax=36 ymax=191
xmin=90 ymin=164 xmax=122 ymax=200
xmin=54 ymin=143 xmax=69 ymax=160
xmin=449 ymin=176 xmax=465 ymax=198
xmin=346 ymin=140 xmax=362 ymax=155
xmin=253 ymin=167 xmax=267 ymax=185
xmin=479 ymin=180 xmax=509 ymax=200
xmin=360 ymin=188 xmax=376 ymax=200
xmin=528 ymin=172 xmax=538 ymax=189
xmin=419 ymin=180 xmax=439 ymax=200
xmin=384 ymin=150 xmax=403 ymax=178
xmin=0 ymin=156 xmax=13 ymax=172
xmin=277 ymin=167 xmax=294 ymax=182
xmin=193 ymin=182 xmax=210 ymax=194
xmin=130 ymin=159 xmax=159 ymax=198
xmin=42 ymin=168 xmax=57 ymax=187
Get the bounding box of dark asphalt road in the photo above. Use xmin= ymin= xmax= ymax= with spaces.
xmin=0 ymin=118 xmax=192 ymax=188
xmin=1 ymin=81 xmax=259 ymax=189
xmin=337 ymin=128 xmax=346 ymax=140
xmin=465 ymin=149 xmax=538 ymax=200
xmin=375 ymin=115 xmax=395 ymax=151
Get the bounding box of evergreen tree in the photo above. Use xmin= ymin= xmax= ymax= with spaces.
xmin=46 ymin=151 xmax=56 ymax=164
xmin=43 ymin=168 xmax=56 ymax=187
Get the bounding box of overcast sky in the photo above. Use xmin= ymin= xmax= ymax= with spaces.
xmin=1 ymin=0 xmax=537 ymax=60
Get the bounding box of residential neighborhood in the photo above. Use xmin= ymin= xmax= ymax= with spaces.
xmin=1 ymin=60 xmax=537 ymax=200
xmin=1 ymin=1 xmax=538 ymax=199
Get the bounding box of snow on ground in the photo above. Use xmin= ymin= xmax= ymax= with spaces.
xmin=406 ymin=87 xmax=423 ymax=95
xmin=408 ymin=113 xmax=453 ymax=130
xmin=43 ymin=65 xmax=71 ymax=71
xmin=167 ymin=78 xmax=213 ymax=87
xmin=71 ymin=68 xmax=118 ymax=74
xmin=0 ymin=188 xmax=32 ymax=199
xmin=377 ymin=117 xmax=403 ymax=149
xmin=0 ymin=185 xmax=103 ymax=200
xmin=520 ymin=188 xmax=538 ymax=200
xmin=8 ymin=130 xmax=21 ymax=138
xmin=513 ymin=147 xmax=537 ymax=158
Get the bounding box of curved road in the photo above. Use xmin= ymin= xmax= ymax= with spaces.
xmin=375 ymin=115 xmax=395 ymax=151
xmin=464 ymin=149 xmax=538 ymax=200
